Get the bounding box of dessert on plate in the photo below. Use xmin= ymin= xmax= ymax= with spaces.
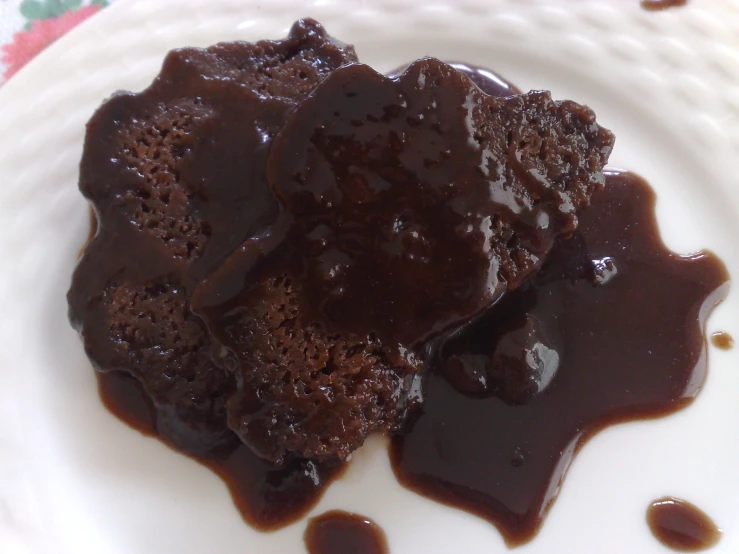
xmin=68 ymin=18 xmax=727 ymax=546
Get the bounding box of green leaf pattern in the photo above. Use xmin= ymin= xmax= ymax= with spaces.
xmin=20 ymin=0 xmax=108 ymax=28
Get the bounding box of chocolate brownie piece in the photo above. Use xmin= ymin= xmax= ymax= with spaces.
xmin=192 ymin=58 xmax=614 ymax=461
xmin=222 ymin=274 xmax=412 ymax=462
xmin=68 ymin=19 xmax=358 ymax=452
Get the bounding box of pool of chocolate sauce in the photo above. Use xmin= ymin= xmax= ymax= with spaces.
xmin=94 ymin=63 xmax=728 ymax=545
xmin=647 ymin=497 xmax=721 ymax=551
xmin=304 ymin=511 xmax=388 ymax=554
xmin=389 ymin=171 xmax=727 ymax=545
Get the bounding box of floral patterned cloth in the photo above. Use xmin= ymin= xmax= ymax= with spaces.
xmin=0 ymin=0 xmax=115 ymax=85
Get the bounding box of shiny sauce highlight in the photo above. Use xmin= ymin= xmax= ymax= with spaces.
xmin=304 ymin=511 xmax=388 ymax=554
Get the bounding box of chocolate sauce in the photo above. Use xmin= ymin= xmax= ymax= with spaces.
xmin=304 ymin=511 xmax=388 ymax=554
xmin=96 ymin=169 xmax=727 ymax=541
xmin=641 ymin=0 xmax=688 ymax=11
xmin=68 ymin=19 xmax=361 ymax=460
xmin=87 ymin=56 xmax=728 ymax=544
xmin=390 ymin=171 xmax=728 ymax=546
xmin=390 ymin=62 xmax=522 ymax=98
xmin=647 ymin=497 xmax=721 ymax=551
xmin=446 ymin=62 xmax=521 ymax=97
xmin=711 ymin=331 xmax=733 ymax=350
xmin=96 ymin=371 xmax=346 ymax=530
xmin=192 ymin=59 xmax=613 ymax=465
xmin=196 ymin=58 xmax=613 ymax=350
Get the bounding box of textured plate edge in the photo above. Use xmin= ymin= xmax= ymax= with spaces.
xmin=1 ymin=1 xmax=739 ymax=552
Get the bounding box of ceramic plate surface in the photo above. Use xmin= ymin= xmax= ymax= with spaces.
xmin=1 ymin=0 xmax=739 ymax=552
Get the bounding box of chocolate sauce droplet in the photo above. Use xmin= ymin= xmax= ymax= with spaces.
xmin=647 ymin=497 xmax=721 ymax=551
xmin=711 ymin=331 xmax=733 ymax=350
xmin=305 ymin=510 xmax=388 ymax=554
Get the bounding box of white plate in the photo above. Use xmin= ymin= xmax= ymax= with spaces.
xmin=1 ymin=0 xmax=739 ymax=552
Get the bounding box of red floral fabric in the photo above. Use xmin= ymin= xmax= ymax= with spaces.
xmin=0 ymin=1 xmax=112 ymax=85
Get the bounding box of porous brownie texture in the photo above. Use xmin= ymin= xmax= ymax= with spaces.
xmin=223 ymin=275 xmax=409 ymax=462
xmin=192 ymin=58 xmax=613 ymax=462
xmin=68 ymin=19 xmax=358 ymax=451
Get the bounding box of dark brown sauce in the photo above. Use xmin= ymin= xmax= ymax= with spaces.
xmin=195 ymin=58 xmax=613 ymax=354
xmin=446 ymin=62 xmax=522 ymax=97
xmin=88 ymin=58 xmax=728 ymax=545
xmin=389 ymin=62 xmax=522 ymax=97
xmin=641 ymin=0 xmax=688 ymax=11
xmin=96 ymin=371 xmax=346 ymax=530
xmin=304 ymin=510 xmax=388 ymax=554
xmin=389 ymin=171 xmax=728 ymax=546
xmin=97 ymin=371 xmax=157 ymax=434
xmin=70 ymin=19 xmax=360 ymax=477
xmin=711 ymin=331 xmax=733 ymax=350
xmin=647 ymin=497 xmax=721 ymax=551
xmin=191 ymin=58 xmax=613 ymax=468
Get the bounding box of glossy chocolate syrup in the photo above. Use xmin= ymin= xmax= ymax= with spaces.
xmin=390 ymin=172 xmax=727 ymax=546
xmin=391 ymin=62 xmax=521 ymax=97
xmin=304 ymin=511 xmax=389 ymax=554
xmin=93 ymin=62 xmax=727 ymax=544
xmin=641 ymin=0 xmax=688 ymax=11
xmin=92 ymin=60 xmax=526 ymax=532
xmin=710 ymin=331 xmax=733 ymax=350
xmin=97 ymin=371 xmax=346 ymax=530
xmin=69 ymin=19 xmax=361 ymax=462
xmin=195 ymin=57 xmax=613 ymax=357
xmin=647 ymin=497 xmax=721 ymax=551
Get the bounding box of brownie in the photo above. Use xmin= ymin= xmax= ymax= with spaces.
xmin=222 ymin=275 xmax=412 ymax=461
xmin=192 ymin=58 xmax=614 ymax=462
xmin=68 ymin=19 xmax=358 ymax=451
